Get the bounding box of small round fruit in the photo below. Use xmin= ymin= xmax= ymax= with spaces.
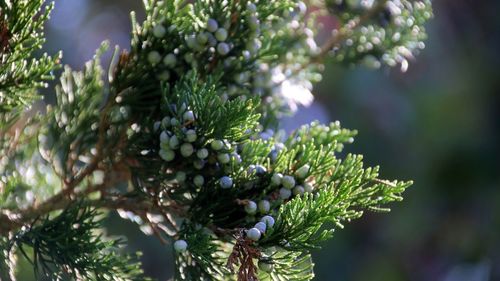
xmin=258 ymin=200 xmax=270 ymax=213
xmin=279 ymin=188 xmax=292 ymax=200
xmin=281 ymin=175 xmax=296 ymax=189
xmin=245 ymin=201 xmax=257 ymax=214
xmin=220 ymin=176 xmax=233 ymax=189
xmin=254 ymin=222 xmax=267 ymax=233
xmin=247 ymin=228 xmax=261 ymax=241
xmin=174 ymin=240 xmax=188 ymax=252
xmin=260 ymin=215 xmax=275 ymax=228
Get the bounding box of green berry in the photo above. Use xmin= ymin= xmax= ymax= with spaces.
xmin=196 ymin=148 xmax=209 ymax=159
xmin=153 ymin=24 xmax=166 ymax=38
xmin=293 ymin=185 xmax=304 ymax=196
xmin=271 ymin=173 xmax=283 ymax=186
xmin=193 ymin=175 xmax=204 ymax=187
xmin=180 ymin=143 xmax=194 ymax=157
xmin=245 ymin=201 xmax=257 ymax=214
xmin=258 ymin=200 xmax=270 ymax=213
xmin=147 ymin=51 xmax=161 ymax=65
xmin=159 ymin=149 xmax=175 ymax=162
xmin=163 ymin=53 xmax=177 ymax=67
xmin=217 ymin=153 xmax=230 ymax=164
xmin=215 ymin=28 xmax=228 ymax=41
xmin=185 ymin=129 xmax=197 ymax=142
xmin=295 ymin=164 xmax=310 ymax=179
xmin=211 ymin=140 xmax=224 ymax=150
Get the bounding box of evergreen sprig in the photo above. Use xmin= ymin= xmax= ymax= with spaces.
xmin=0 ymin=0 xmax=61 ymax=112
xmin=13 ymin=204 xmax=147 ymax=280
xmin=324 ymin=0 xmax=433 ymax=70
xmin=0 ymin=0 xmax=433 ymax=280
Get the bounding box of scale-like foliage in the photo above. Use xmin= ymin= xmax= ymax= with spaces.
xmin=0 ymin=0 xmax=61 ymax=112
xmin=13 ymin=205 xmax=147 ymax=280
xmin=0 ymin=0 xmax=432 ymax=280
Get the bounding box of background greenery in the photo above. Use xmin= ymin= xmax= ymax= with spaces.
xmin=30 ymin=0 xmax=500 ymax=280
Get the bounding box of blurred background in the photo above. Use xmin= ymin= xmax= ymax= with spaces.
xmin=36 ymin=0 xmax=500 ymax=280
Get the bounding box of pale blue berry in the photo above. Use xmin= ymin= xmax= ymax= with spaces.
xmin=161 ymin=116 xmax=171 ymax=128
xmin=183 ymin=110 xmax=195 ymax=122
xmin=196 ymin=148 xmax=209 ymax=159
xmin=297 ymin=1 xmax=307 ymax=15
xmin=180 ymin=143 xmax=194 ymax=157
xmin=248 ymin=164 xmax=256 ymax=174
xmin=245 ymin=200 xmax=257 ymax=214
xmin=193 ymin=175 xmax=204 ymax=187
xmin=153 ymin=24 xmax=166 ymax=38
xmin=174 ymin=240 xmax=188 ymax=252
xmin=282 ymin=175 xmax=296 ymax=189
xmin=242 ymin=50 xmax=252 ymax=60
xmin=247 ymin=227 xmax=261 ymax=241
xmin=153 ymin=121 xmax=161 ymax=132
xmin=159 ymin=149 xmax=175 ymax=162
xmin=255 ymin=165 xmax=267 ymax=175
xmin=254 ymin=222 xmax=267 ymax=233
xmin=258 ymin=200 xmax=270 ymax=213
xmin=169 ymin=135 xmax=179 ymax=149
xmin=217 ymin=42 xmax=230 ymax=55
xmin=247 ymin=3 xmax=257 ymax=13
xmin=170 ymin=118 xmax=179 ymax=126
xmin=260 ymin=215 xmax=275 ymax=228
xmin=207 ymin=18 xmax=218 ymax=32
xmin=160 ymin=131 xmax=170 ymax=143
xmin=215 ymin=28 xmax=228 ymax=41
xmin=279 ymin=188 xmax=292 ymax=200
xmin=232 ymin=153 xmax=242 ymax=163
xmin=220 ymin=176 xmax=233 ymax=189
xmin=207 ymin=33 xmax=217 ymax=47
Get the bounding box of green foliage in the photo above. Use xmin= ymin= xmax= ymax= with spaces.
xmin=175 ymin=227 xmax=229 ymax=280
xmin=325 ymin=0 xmax=433 ymax=71
xmin=12 ymin=204 xmax=147 ymax=280
xmin=162 ymin=74 xmax=261 ymax=142
xmin=258 ymin=250 xmax=314 ymax=281
xmin=0 ymin=0 xmax=432 ymax=280
xmin=127 ymin=0 xmax=321 ymax=127
xmin=0 ymin=0 xmax=61 ymax=112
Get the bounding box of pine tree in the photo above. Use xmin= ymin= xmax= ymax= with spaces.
xmin=0 ymin=0 xmax=432 ymax=280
